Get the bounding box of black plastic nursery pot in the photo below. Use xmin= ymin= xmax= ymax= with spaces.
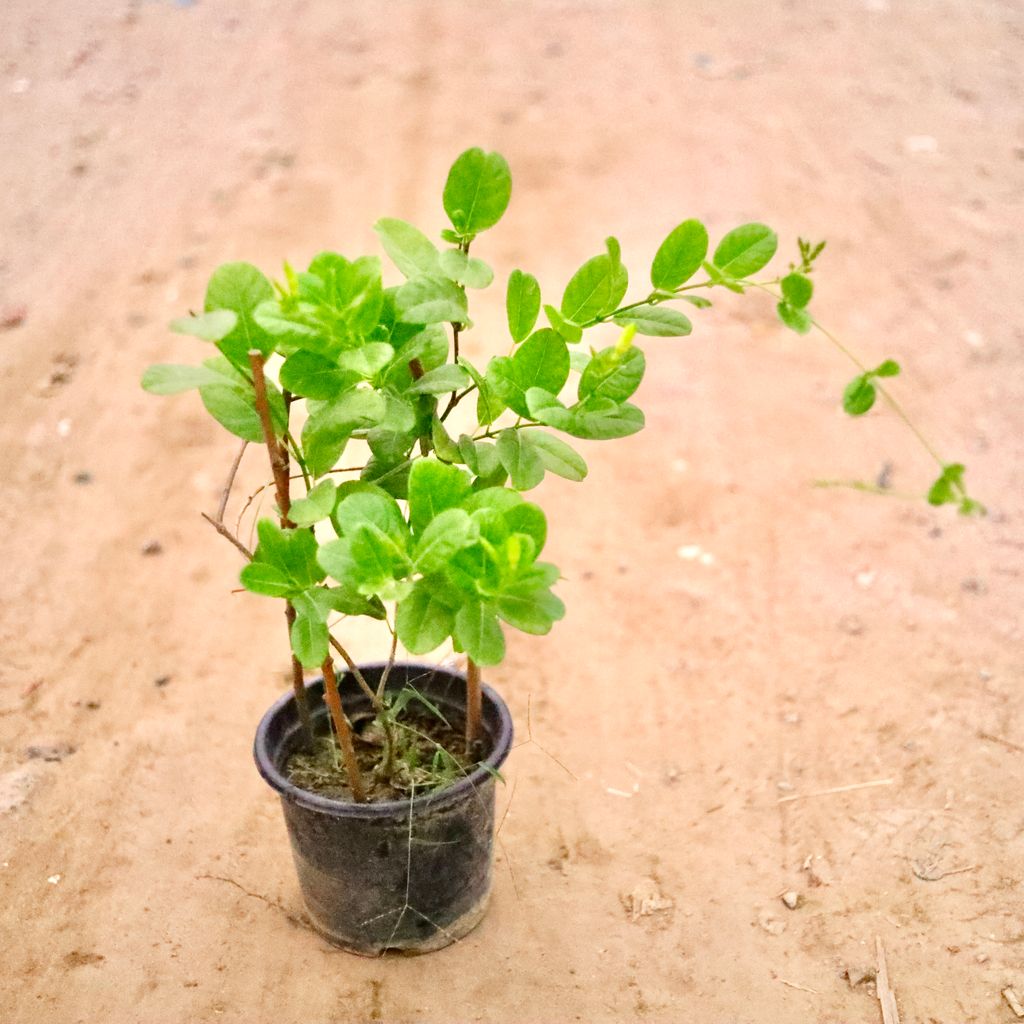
xmin=253 ymin=661 xmax=514 ymax=955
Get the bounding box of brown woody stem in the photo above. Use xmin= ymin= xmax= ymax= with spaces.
xmin=466 ymin=658 xmax=483 ymax=750
xmin=322 ymin=659 xmax=367 ymax=803
xmin=248 ymin=350 xmax=313 ymax=744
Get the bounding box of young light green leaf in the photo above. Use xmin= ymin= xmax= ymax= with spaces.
xmin=496 ymin=429 xmax=545 ymax=491
xmin=874 ymin=359 xmax=901 ymax=378
xmin=680 ymin=295 xmax=713 ymax=309
xmin=141 ymin=363 xmax=224 ymax=396
xmin=560 ymin=253 xmax=628 ymax=325
xmin=712 ymin=223 xmax=778 ymax=278
xmin=374 ymin=218 xmax=442 ymax=278
xmin=414 ymin=508 xmax=480 ymax=574
xmin=578 ymin=346 xmax=646 ymax=403
xmin=777 ymin=301 xmax=812 ymax=335
xmin=781 ymin=272 xmax=813 ymax=309
xmin=612 ymin=304 xmax=692 ymax=337
xmin=407 ymin=459 xmax=473 ymax=534
xmin=506 ymin=269 xmax=541 ymax=343
xmin=395 ymin=276 xmax=468 ymax=325
xmin=396 ymin=581 xmax=456 ymax=655
xmin=169 ymin=310 xmax=238 ymax=342
xmin=650 ymin=219 xmax=709 ymax=290
xmin=408 ymin=363 xmax=471 ymax=394
xmin=453 ymin=601 xmax=506 ymax=666
xmin=337 ymin=342 xmax=395 ymax=379
xmin=458 ymin=356 xmax=505 ymax=425
xmin=288 ymin=479 xmax=338 ymax=526
xmin=543 ymin=303 xmax=583 ymax=342
xmin=443 ymin=148 xmax=512 ymax=237
xmin=528 ymin=431 xmax=587 ymax=481
xmin=927 ymin=463 xmax=965 ymax=507
xmin=842 ymin=375 xmax=876 ymax=415
xmin=438 ymin=249 xmax=494 ymax=288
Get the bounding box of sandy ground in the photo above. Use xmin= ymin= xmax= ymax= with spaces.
xmin=2 ymin=1 xmax=1024 ymax=1021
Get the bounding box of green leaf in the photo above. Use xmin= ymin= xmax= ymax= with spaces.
xmin=712 ymin=224 xmax=778 ymax=278
xmin=396 ymin=581 xmax=456 ymax=655
xmin=525 ymin=388 xmax=575 ymax=432
xmin=777 ymin=301 xmax=812 ymax=335
xmin=578 ymin=346 xmax=645 ymax=403
xmin=612 ymin=304 xmax=692 ymax=338
xmin=199 ymin=384 xmax=265 ymax=442
xmin=544 ymin=303 xmax=584 ymax=342
xmin=443 ymin=148 xmax=512 ymax=238
xmin=456 ymin=436 xmax=501 ymax=482
xmin=337 ymin=343 xmax=395 ymax=379
xmin=204 ymin=262 xmax=275 ymax=362
xmin=458 ymin=357 xmax=505 ymax=425
xmin=496 ymin=429 xmax=545 ymax=491
xmin=374 ymin=218 xmax=442 ymax=278
xmin=251 ymin=302 xmax=324 ymax=350
xmin=495 ymin=584 xmax=565 ymax=635
xmin=169 ymin=310 xmax=238 ymax=342
xmin=506 ymin=269 xmax=541 ymax=343
xmin=528 ymin=431 xmax=587 ymax=481
xmin=309 ymin=585 xmax=386 ymax=620
xmin=395 ymin=275 xmax=468 ymax=325
xmin=414 ymin=508 xmax=480 ymax=574
xmin=571 ymin=399 xmax=645 ymax=440
xmin=650 ymin=219 xmax=709 ymax=290
xmin=431 ymin=416 xmax=462 ymax=462
xmin=874 ymin=359 xmax=901 ymax=378
xmin=453 ymin=601 xmax=506 ymax=666
xmin=334 ymin=489 xmax=407 ymax=541
xmin=680 ymin=295 xmax=712 ymax=309
xmin=348 ymin=523 xmax=410 ymax=593
xmin=407 ymin=459 xmax=473 ymax=534
xmin=239 ymin=562 xmax=298 ymax=598
xmin=928 ymin=463 xmax=966 ymax=507
xmin=288 ymin=480 xmax=338 ymax=526
xmin=489 ymin=329 xmax=570 ymax=417
xmin=279 ymin=351 xmax=359 ymax=400
xmin=781 ymin=272 xmax=813 ymax=309
xmin=289 ymin=593 xmax=329 ymax=669
xmin=560 ymin=253 xmax=628 ymax=325
xmin=141 ymin=363 xmax=224 ymax=395
xmin=408 ymin=363 xmax=471 ymax=394
xmin=842 ymin=375 xmax=876 ymax=415
xmin=439 ymin=249 xmax=494 ymax=288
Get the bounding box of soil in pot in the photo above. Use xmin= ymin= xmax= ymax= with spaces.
xmin=285 ymin=706 xmax=474 ymax=803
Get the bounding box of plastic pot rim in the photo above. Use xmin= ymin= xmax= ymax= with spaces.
xmin=253 ymin=660 xmax=514 ymax=820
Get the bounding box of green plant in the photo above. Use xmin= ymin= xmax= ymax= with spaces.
xmin=143 ymin=147 xmax=982 ymax=801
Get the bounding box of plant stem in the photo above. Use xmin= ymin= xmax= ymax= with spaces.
xmin=321 ymin=659 xmax=367 ymax=803
xmin=249 ymin=350 xmax=314 ymax=744
xmin=465 ymin=658 xmax=483 ymax=751
xmin=328 ymin=634 xmax=378 ymax=708
xmin=248 ymin=351 xmax=293 ymax=527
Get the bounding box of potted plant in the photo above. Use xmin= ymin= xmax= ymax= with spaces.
xmin=142 ymin=147 xmax=981 ymax=955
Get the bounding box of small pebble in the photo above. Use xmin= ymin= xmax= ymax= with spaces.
xmin=154 ymin=675 xmax=172 ymax=688
xmin=781 ymin=890 xmax=802 ymax=910
xmin=979 ymin=669 xmax=992 ymax=681
xmin=73 ymin=471 xmax=93 ymax=485
xmin=141 ymin=540 xmax=163 ymax=557
xmin=47 ymin=874 xmax=61 ymax=885
xmin=57 ymin=419 xmax=72 ymax=438
xmin=855 ymin=570 xmax=876 ymax=589
xmin=24 ymin=743 xmax=76 ymax=763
